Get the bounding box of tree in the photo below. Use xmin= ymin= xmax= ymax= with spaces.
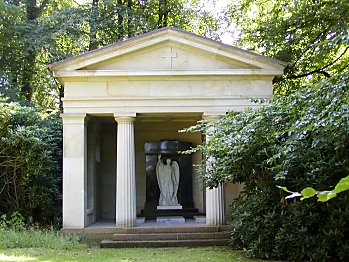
xmin=0 ymin=0 xmax=76 ymax=108
xmin=184 ymin=1 xmax=349 ymax=258
xmin=0 ymin=0 xmax=219 ymax=109
xmin=186 ymin=71 xmax=349 ymax=260
xmin=224 ymin=0 xmax=349 ymax=94
xmin=0 ymin=100 xmax=62 ymax=225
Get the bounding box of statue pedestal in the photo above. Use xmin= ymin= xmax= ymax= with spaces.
xmin=157 ymin=205 xmax=182 ymax=210
xmin=156 ymin=216 xmax=185 ymax=223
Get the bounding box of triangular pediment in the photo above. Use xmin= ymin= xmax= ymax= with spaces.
xmin=81 ymin=42 xmax=259 ymax=71
xmin=49 ymin=27 xmax=287 ymax=76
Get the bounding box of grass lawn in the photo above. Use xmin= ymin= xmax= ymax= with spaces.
xmin=0 ymin=246 xmax=266 ymax=262
xmin=0 ymin=229 xmax=274 ymax=262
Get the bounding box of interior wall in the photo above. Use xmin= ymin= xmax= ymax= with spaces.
xmin=86 ymin=119 xmax=101 ymax=226
xmin=99 ymin=121 xmax=116 ymax=220
xmin=134 ymin=118 xmax=204 ymax=213
xmin=225 ymin=182 xmax=244 ymax=215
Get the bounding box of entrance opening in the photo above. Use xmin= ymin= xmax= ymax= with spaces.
xmin=85 ymin=113 xmax=204 ymax=226
xmin=135 ymin=113 xmax=204 ymax=221
xmin=86 ymin=116 xmax=116 ymax=226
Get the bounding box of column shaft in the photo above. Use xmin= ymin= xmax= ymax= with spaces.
xmin=206 ymin=183 xmax=225 ymax=225
xmin=115 ymin=116 xmax=136 ymax=227
xmin=204 ymin=114 xmax=226 ymax=226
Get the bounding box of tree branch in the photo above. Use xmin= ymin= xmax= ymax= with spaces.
xmin=290 ymin=28 xmax=331 ymax=69
xmin=283 ymin=46 xmax=349 ymax=81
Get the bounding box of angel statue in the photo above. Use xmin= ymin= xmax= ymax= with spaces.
xmin=156 ymin=154 xmax=180 ymax=206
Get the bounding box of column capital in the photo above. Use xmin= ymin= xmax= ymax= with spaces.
xmin=114 ymin=116 xmax=136 ymax=123
xmin=114 ymin=113 xmax=136 ymax=123
xmin=61 ymin=113 xmax=87 ymax=124
xmin=202 ymin=113 xmax=225 ymax=122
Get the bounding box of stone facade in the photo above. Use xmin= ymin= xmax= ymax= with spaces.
xmin=49 ymin=27 xmax=286 ymax=229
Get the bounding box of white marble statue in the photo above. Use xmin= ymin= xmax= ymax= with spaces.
xmin=156 ymin=154 xmax=180 ymax=206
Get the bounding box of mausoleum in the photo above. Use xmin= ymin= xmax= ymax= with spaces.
xmin=49 ymin=27 xmax=287 ymax=231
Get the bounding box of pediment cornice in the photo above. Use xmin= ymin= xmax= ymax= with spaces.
xmin=49 ymin=27 xmax=287 ymax=77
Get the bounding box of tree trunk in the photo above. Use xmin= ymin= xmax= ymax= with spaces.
xmin=117 ymin=0 xmax=124 ymax=40
xmin=127 ymin=0 xmax=132 ymax=37
xmin=89 ymin=0 xmax=99 ymax=51
xmin=21 ymin=50 xmax=35 ymax=101
xmin=26 ymin=0 xmax=38 ymax=20
xmin=158 ymin=0 xmax=168 ymax=28
xmin=20 ymin=0 xmax=39 ymax=101
xmin=59 ymin=82 xmax=64 ymax=112
xmin=11 ymin=0 xmax=20 ymax=6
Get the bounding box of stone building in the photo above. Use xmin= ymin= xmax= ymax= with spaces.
xmin=49 ymin=27 xmax=286 ymax=230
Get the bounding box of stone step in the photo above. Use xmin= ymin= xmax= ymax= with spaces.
xmin=100 ymin=224 xmax=231 ymax=248
xmin=112 ymin=225 xmax=229 ymax=234
xmin=100 ymin=238 xmax=230 ymax=248
xmin=111 ymin=232 xmax=230 ymax=241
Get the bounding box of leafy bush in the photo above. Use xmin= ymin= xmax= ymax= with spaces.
xmin=0 ymin=101 xmax=62 ymax=226
xmin=0 ymin=211 xmax=25 ymax=231
xmin=189 ymin=72 xmax=349 ymax=261
xmin=230 ymin=189 xmax=349 ymax=260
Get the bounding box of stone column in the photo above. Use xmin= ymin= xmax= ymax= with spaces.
xmin=203 ymin=114 xmax=226 ymax=226
xmin=62 ymin=113 xmax=87 ymax=229
xmin=206 ymin=182 xmax=225 ymax=225
xmin=114 ymin=115 xmax=137 ymax=227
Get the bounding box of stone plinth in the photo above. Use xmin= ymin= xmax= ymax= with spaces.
xmin=193 ymin=215 xmax=206 ymax=223
xmin=137 ymin=217 xmax=146 ymax=224
xmin=156 ymin=216 xmax=186 ymax=223
xmin=157 ymin=205 xmax=182 ymax=210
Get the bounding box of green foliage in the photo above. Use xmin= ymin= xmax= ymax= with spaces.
xmin=225 ymin=0 xmax=349 ymax=94
xmin=230 ymin=190 xmax=349 ymax=261
xmin=0 ymin=210 xmax=83 ymax=250
xmin=0 ymin=0 xmax=72 ymax=107
xmin=0 ymin=212 xmax=25 ymax=231
xmin=280 ymin=175 xmax=349 ymax=202
xmin=188 ymin=72 xmax=349 ymax=260
xmin=0 ymin=0 xmax=219 ymax=109
xmin=0 ymin=228 xmax=85 ymax=250
xmin=0 ymin=101 xmax=62 ymax=226
xmin=300 ymin=187 xmax=317 ymax=200
xmin=194 ymin=72 xmax=349 ymax=189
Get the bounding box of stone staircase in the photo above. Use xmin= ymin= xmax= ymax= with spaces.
xmin=100 ymin=225 xmax=231 ymax=248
